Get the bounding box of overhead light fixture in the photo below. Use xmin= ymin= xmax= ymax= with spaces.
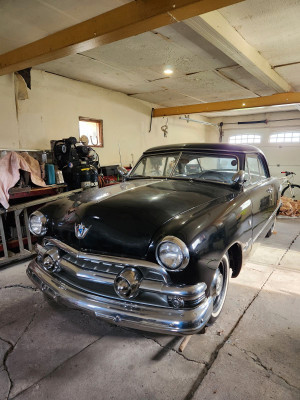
xmin=164 ymin=68 xmax=173 ymax=75
xmin=242 ymin=103 xmax=246 ymax=106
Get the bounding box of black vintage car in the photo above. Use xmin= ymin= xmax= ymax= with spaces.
xmin=27 ymin=143 xmax=280 ymax=335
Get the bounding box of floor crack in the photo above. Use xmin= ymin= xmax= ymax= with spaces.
xmin=141 ymin=333 xmax=206 ymax=365
xmin=117 ymin=325 xmax=206 ymax=365
xmin=1 ymin=312 xmax=37 ymax=399
xmin=0 ymin=284 xmax=38 ymax=291
xmin=233 ymin=344 xmax=300 ymax=391
xmin=1 ymin=337 xmax=14 ymax=400
xmin=278 ymin=231 xmax=300 ymax=265
xmin=185 ymin=229 xmax=300 ymax=399
xmin=183 ymin=269 xmax=275 ymax=400
xmin=8 ymin=336 xmax=103 ymax=400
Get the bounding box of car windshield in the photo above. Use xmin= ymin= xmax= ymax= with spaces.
xmin=130 ymin=152 xmax=239 ymax=184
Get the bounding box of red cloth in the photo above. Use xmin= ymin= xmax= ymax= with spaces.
xmin=0 ymin=152 xmax=46 ymax=209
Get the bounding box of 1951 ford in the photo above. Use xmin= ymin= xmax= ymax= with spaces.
xmin=27 ymin=143 xmax=280 ymax=335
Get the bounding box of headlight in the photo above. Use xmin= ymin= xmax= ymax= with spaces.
xmin=155 ymin=236 xmax=189 ymax=271
xmin=29 ymin=211 xmax=47 ymax=236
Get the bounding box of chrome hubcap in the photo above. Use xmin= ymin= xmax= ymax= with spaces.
xmin=215 ymin=272 xmax=223 ymax=297
xmin=211 ymin=268 xmax=223 ymax=297
xmin=210 ymin=255 xmax=229 ymax=319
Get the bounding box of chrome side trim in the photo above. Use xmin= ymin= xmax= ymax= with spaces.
xmin=253 ymin=206 xmax=279 ymax=243
xmin=43 ymin=238 xmax=171 ymax=284
xmin=27 ymin=260 xmax=212 ymax=335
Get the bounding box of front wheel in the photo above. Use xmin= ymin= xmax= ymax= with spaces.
xmin=208 ymin=253 xmax=230 ymax=324
xmin=281 ymin=184 xmax=300 ymax=200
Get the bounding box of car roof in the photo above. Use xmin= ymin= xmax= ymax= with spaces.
xmin=144 ymin=143 xmax=264 ymax=155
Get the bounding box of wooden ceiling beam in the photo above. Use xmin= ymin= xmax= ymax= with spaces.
xmin=0 ymin=0 xmax=244 ymax=76
xmin=184 ymin=11 xmax=292 ymax=93
xmin=152 ymin=92 xmax=300 ymax=117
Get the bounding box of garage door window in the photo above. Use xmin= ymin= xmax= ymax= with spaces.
xmin=79 ymin=117 xmax=103 ymax=147
xmin=269 ymin=132 xmax=300 ymax=143
xmin=229 ymin=134 xmax=261 ymax=144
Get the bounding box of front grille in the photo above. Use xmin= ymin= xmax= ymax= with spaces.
xmin=62 ymin=253 xmax=124 ymax=275
xmin=62 ymin=252 xmax=165 ymax=283
xmin=37 ymin=239 xmax=205 ymax=311
xmin=39 ymin=244 xmax=170 ymax=308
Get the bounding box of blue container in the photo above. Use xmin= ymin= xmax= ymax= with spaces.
xmin=45 ymin=164 xmax=56 ymax=185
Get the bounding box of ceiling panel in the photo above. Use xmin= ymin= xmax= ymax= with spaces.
xmin=35 ymin=21 xmax=250 ymax=106
xmin=0 ymin=0 xmax=130 ymax=53
xmin=36 ymin=53 xmax=164 ymax=95
xmin=217 ymin=65 xmax=275 ymax=97
xmin=159 ymin=70 xmax=257 ymax=102
xmin=2 ymin=0 xmax=298 ymax=109
xmin=129 ymin=89 xmax=204 ymax=107
xmin=82 ymin=26 xmax=236 ymax=79
xmin=274 ymin=64 xmax=300 ymax=91
xmin=219 ymin=0 xmax=300 ymax=66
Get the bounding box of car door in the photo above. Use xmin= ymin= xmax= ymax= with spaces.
xmin=245 ymin=154 xmax=275 ymax=241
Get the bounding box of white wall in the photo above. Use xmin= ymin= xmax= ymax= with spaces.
xmin=0 ymin=70 xmax=218 ymax=167
xmin=212 ymin=111 xmax=300 ymax=179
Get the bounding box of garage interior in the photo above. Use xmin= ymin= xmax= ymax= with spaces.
xmin=0 ymin=1 xmax=299 ymax=399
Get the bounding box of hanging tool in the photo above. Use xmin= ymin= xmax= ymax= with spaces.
xmin=149 ymin=108 xmax=154 ymax=133
xmin=161 ymin=117 xmax=168 ymax=137
xmin=219 ymin=122 xmax=224 ymax=143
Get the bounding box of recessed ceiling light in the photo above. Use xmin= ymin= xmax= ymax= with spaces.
xmin=164 ymin=68 xmax=173 ymax=75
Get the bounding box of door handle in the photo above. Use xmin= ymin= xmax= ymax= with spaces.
xmin=267 ymin=188 xmax=273 ymax=193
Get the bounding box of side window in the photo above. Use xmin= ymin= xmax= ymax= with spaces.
xmin=247 ymin=155 xmax=261 ymax=184
xmin=258 ymin=157 xmax=267 ymax=179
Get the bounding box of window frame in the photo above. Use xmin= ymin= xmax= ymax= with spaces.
xmin=79 ymin=117 xmax=104 ymax=148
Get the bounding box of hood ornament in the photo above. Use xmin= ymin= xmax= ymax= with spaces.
xmin=75 ymin=223 xmax=90 ymax=239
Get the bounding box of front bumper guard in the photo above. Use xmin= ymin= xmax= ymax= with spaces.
xmin=27 ymin=260 xmax=213 ymax=335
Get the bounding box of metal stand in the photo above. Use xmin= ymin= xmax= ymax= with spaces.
xmin=0 ymin=188 xmax=82 ymax=267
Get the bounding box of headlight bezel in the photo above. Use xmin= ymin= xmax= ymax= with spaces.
xmin=29 ymin=211 xmax=48 ymax=236
xmin=155 ymin=236 xmax=189 ymax=271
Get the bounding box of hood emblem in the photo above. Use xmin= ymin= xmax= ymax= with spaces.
xmin=75 ymin=223 xmax=90 ymax=239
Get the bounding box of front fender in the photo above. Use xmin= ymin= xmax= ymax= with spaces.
xmin=147 ymin=192 xmax=252 ymax=290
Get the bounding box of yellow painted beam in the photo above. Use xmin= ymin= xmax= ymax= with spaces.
xmin=153 ymin=93 xmax=300 ymax=117
xmin=0 ymin=0 xmax=244 ymax=76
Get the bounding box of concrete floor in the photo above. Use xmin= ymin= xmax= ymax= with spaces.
xmin=0 ymin=219 xmax=299 ymax=400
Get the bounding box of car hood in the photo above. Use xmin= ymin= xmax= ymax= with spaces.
xmin=42 ymin=179 xmax=236 ymax=258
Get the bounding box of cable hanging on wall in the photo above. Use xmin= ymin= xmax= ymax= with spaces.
xmin=179 ymin=115 xmax=219 ymax=127
xmin=179 ymin=115 xmax=223 ymax=141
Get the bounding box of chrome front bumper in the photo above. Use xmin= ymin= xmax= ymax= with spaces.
xmin=27 ymin=260 xmax=213 ymax=335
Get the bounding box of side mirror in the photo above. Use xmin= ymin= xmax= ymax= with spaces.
xmin=232 ymin=170 xmax=246 ymax=187
xmin=117 ymin=166 xmax=128 ymax=177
